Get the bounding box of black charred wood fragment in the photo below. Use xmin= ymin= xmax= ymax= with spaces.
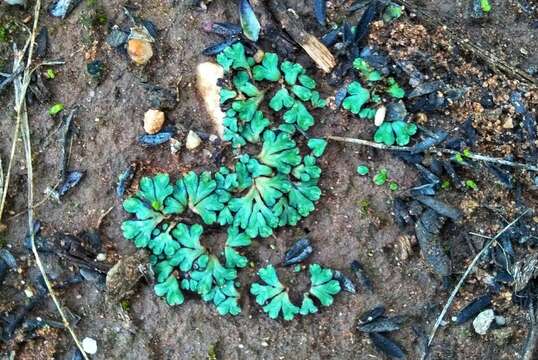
xmin=393 ymin=197 xmax=412 ymax=227
xmin=410 ymin=183 xmax=437 ymax=196
xmin=358 ymin=305 xmax=385 ymax=325
xmin=354 ymin=1 xmax=383 ymax=45
xmin=283 ymin=238 xmax=312 ymax=266
xmin=407 ymin=80 xmax=445 ymax=99
xmin=415 ymin=209 xmax=451 ymax=277
xmin=202 ymin=36 xmax=240 ymax=56
xmin=36 ymin=27 xmax=49 ymax=58
xmin=413 ymin=195 xmax=462 ymax=221
xmin=351 ymin=260 xmax=373 ymax=291
xmin=462 ymin=117 xmax=478 ymax=146
xmin=415 ymin=164 xmax=440 ymax=185
xmin=442 ymin=161 xmax=463 ymax=189
xmin=313 ymin=0 xmax=327 ymax=26
xmin=334 ymin=270 xmax=356 ymax=293
xmin=485 ymin=164 xmax=513 ymax=189
xmin=357 ymin=316 xmax=401 ymax=332
xmin=411 ymin=130 xmax=448 ymax=154
xmin=451 ymin=294 xmax=492 ymax=325
xmin=116 ymin=164 xmax=136 ymax=198
xmin=369 ymin=332 xmax=406 ymax=359
xmin=321 ymin=27 xmax=340 ymax=47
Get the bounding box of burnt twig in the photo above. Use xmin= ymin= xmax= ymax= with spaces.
xmin=265 ymin=0 xmax=336 ymax=73
xmin=522 ymin=300 xmax=538 ymax=360
xmin=326 ymin=135 xmax=538 ymax=172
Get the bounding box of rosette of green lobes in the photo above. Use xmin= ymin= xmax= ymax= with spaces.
xmin=250 ymin=265 xmax=300 ymax=320
xmin=168 ymin=171 xmax=226 ymax=224
xmin=299 ymin=264 xmax=341 ymax=315
xmin=228 ymin=172 xmax=291 ymax=238
xmin=280 ymin=61 xmax=304 ymax=85
xmin=342 ymin=81 xmax=370 ymax=115
xmin=257 ymin=130 xmax=301 ymax=174
xmin=253 ymin=52 xmax=281 ymax=82
xmin=283 ymin=101 xmax=315 ymax=131
xmin=374 ymin=120 xmax=417 ymax=146
xmin=121 ymin=174 xmax=178 ymax=248
xmin=216 ymin=43 xmax=250 ymax=72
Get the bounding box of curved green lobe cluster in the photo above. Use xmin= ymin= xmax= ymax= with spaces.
xmin=121 ymin=43 xmax=339 ymax=319
xmin=251 ymin=264 xmax=341 ymax=320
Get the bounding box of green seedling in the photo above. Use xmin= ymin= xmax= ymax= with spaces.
xmin=357 ymin=165 xmax=369 ymax=176
xmin=353 ymin=58 xmax=382 ymax=82
xmin=342 ymin=81 xmax=370 ymax=114
xmin=389 ymin=181 xmax=399 ymax=191
xmin=465 ymin=179 xmax=478 ymax=190
xmin=374 ymin=121 xmax=417 ymax=146
xmin=46 ymin=69 xmax=56 ymax=79
xmin=480 ymin=0 xmax=491 ymax=13
xmin=373 ymin=169 xmax=388 ymax=186
xmin=48 ymin=102 xmax=64 ymax=116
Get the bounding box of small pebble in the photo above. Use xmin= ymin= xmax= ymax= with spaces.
xmin=186 ymin=130 xmax=202 ymax=150
xmin=261 ymin=341 xmax=269 ymax=347
xmin=96 ymin=253 xmax=107 ymax=262
xmin=82 ymin=337 xmax=98 ymax=355
xmin=170 ymin=138 xmax=182 ymax=155
xmin=143 ymin=109 xmax=165 ymax=134
xmin=127 ymin=39 xmax=153 ymax=65
xmin=24 ymin=288 xmax=34 ymax=298
xmin=374 ymin=105 xmax=386 ymax=126
xmin=495 ymin=315 xmax=506 ymax=326
xmin=473 ymin=309 xmax=495 ymax=335
xmin=502 ymin=117 xmax=514 ymax=129
xmin=254 ymin=49 xmax=265 ymax=63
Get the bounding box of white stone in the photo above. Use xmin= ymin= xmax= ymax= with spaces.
xmin=196 ymin=62 xmax=225 ymax=138
xmin=473 ymin=309 xmax=495 ymax=335
xmin=185 ymin=130 xmax=202 ymax=150
xmin=374 ymin=105 xmax=386 ymax=127
xmin=96 ymin=253 xmax=107 ymax=262
xmin=82 ymin=337 xmax=98 ymax=355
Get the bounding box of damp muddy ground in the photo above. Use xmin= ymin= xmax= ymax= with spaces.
xmin=0 ymin=0 xmax=537 ymax=359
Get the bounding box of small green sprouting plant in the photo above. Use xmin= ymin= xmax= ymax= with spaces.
xmin=120 ymin=299 xmax=130 ymax=311
xmin=389 ymin=181 xmax=399 ymax=191
xmin=0 ymin=25 xmax=8 ymax=43
xmin=383 ymin=4 xmax=403 ymax=23
xmin=386 ymin=77 xmax=405 ymax=99
xmin=480 ymin=0 xmax=491 ymax=13
xmin=465 ymin=179 xmax=478 ymax=190
xmin=463 ymin=148 xmax=473 ymax=158
xmin=342 ymin=81 xmax=370 ymax=114
xmin=293 ymin=265 xmax=302 ymax=272
xmin=307 ymin=138 xmax=327 ymax=157
xmin=358 ymin=198 xmax=370 ymax=216
xmin=374 ymin=121 xmax=417 ymax=146
xmin=220 ymin=88 xmax=237 ymax=104
xmin=353 ymin=58 xmax=382 ymax=82
xmin=207 ymin=344 xmax=218 ymax=360
xmin=281 ymin=61 xmax=304 ymax=85
xmin=373 ymin=169 xmax=389 ymax=186
xmin=454 ymin=152 xmax=465 ymax=164
xmin=441 ymin=180 xmax=451 ymax=189
xmin=357 ymin=165 xmax=369 ymax=176
xmin=251 ymin=264 xmax=341 ymax=320
xmin=48 ymin=102 xmax=64 ymax=116
xmin=46 ymin=69 xmax=56 ymax=79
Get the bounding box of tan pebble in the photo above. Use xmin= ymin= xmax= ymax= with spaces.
xmin=143 ymin=109 xmax=165 ymax=134
xmin=254 ymin=49 xmax=265 ymax=63
xmin=416 ymin=112 xmax=428 ymax=124
xmin=502 ymin=117 xmax=514 ymax=129
xmin=186 ymin=130 xmax=202 ymax=150
xmin=127 ymin=39 xmax=153 ymax=65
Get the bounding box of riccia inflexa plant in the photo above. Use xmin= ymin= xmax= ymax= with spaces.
xmin=121 ymin=44 xmax=342 ymax=319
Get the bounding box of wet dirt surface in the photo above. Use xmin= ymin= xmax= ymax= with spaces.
xmin=0 ymin=0 xmax=537 ymax=359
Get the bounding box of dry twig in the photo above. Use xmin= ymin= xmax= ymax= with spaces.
xmin=326 ymin=135 xmax=538 ymax=172
xmin=10 ymin=2 xmax=89 ymax=358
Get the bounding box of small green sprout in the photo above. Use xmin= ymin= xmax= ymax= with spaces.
xmin=373 ymin=169 xmax=388 ymax=186
xmin=46 ymin=69 xmax=56 ymax=79
xmin=465 ymin=179 xmax=478 ymax=190
xmin=389 ymin=181 xmax=399 ymax=191
xmin=441 ymin=180 xmax=451 ymax=189
xmin=383 ymin=4 xmax=403 ymax=23
xmin=269 ymin=88 xmax=294 ymax=111
xmin=220 ymin=88 xmax=237 ymax=104
xmin=359 ymin=107 xmax=376 ymax=120
xmin=353 ymin=58 xmax=382 ymax=82
xmin=356 ymin=165 xmax=369 ymax=176
xmin=480 ymin=0 xmax=491 ymax=13
xmin=454 ymin=153 xmax=465 ymax=164
xmin=48 ymin=102 xmax=64 ymax=116
xmin=216 ymin=43 xmax=250 ymax=72
xmin=293 ymin=265 xmax=302 ymax=272
xmin=463 ymin=148 xmax=473 ymax=158
xmin=386 ymin=78 xmax=405 ymax=99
